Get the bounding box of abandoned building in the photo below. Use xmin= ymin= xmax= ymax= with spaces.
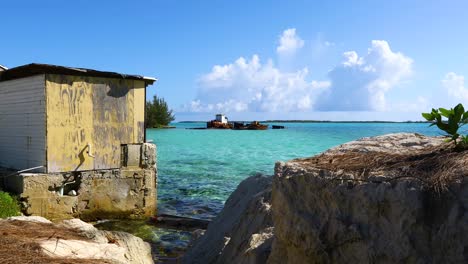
xmin=0 ymin=63 xmax=157 ymax=220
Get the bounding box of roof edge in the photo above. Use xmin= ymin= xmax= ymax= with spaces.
xmin=0 ymin=63 xmax=157 ymax=85
xmin=143 ymin=76 xmax=158 ymax=85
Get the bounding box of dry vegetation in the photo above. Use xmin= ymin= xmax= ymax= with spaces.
xmin=297 ymin=142 xmax=468 ymax=193
xmin=0 ymin=220 xmax=112 ymax=264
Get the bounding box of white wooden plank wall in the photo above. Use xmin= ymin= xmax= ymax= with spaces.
xmin=0 ymin=75 xmax=46 ymax=171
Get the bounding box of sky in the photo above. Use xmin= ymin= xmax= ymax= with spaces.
xmin=1 ymin=0 xmax=468 ymax=121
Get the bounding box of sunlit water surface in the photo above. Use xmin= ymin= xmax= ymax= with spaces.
xmin=150 ymin=122 xmax=439 ymax=220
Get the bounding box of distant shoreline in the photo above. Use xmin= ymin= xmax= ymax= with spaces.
xmin=263 ymin=120 xmax=430 ymax=123
xmin=178 ymin=120 xmax=430 ymax=124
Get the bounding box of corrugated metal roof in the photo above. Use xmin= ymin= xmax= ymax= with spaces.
xmin=0 ymin=65 xmax=8 ymax=71
xmin=0 ymin=63 xmax=157 ymax=85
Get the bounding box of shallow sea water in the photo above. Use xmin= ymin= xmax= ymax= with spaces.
xmin=149 ymin=122 xmax=439 ymax=220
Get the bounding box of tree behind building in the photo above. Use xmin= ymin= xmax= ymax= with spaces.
xmin=145 ymin=95 xmax=175 ymax=128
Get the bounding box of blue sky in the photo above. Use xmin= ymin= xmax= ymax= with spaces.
xmin=1 ymin=0 xmax=468 ymax=121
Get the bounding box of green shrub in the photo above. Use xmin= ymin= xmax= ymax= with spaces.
xmin=146 ymin=95 xmax=175 ymax=128
xmin=422 ymin=103 xmax=468 ymax=147
xmin=0 ymin=191 xmax=21 ymax=218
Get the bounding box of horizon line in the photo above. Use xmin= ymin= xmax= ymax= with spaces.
xmin=177 ymin=120 xmax=430 ymax=123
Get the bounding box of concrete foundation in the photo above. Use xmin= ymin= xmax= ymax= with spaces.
xmin=2 ymin=143 xmax=157 ymax=221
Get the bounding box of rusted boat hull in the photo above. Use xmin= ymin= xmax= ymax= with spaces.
xmin=247 ymin=125 xmax=268 ymax=130
xmin=207 ymin=120 xmax=233 ymax=129
xmin=233 ymin=121 xmax=268 ymax=130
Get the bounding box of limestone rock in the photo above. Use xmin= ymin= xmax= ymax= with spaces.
xmin=322 ymin=132 xmax=445 ymax=155
xmin=7 ymin=215 xmax=52 ymax=224
xmin=182 ymin=174 xmax=273 ymax=264
xmin=60 ymin=218 xmax=109 ymax=243
xmin=100 ymin=231 xmax=154 ymax=264
xmin=41 ymin=239 xmax=127 ymax=262
xmin=58 ymin=218 xmax=153 ymax=264
xmin=268 ymin=133 xmax=467 ymax=263
xmin=3 ymin=216 xmax=154 ymax=264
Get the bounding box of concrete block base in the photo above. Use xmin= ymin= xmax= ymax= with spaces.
xmin=4 ymin=168 xmax=157 ymax=221
xmin=2 ymin=143 xmax=157 ymax=221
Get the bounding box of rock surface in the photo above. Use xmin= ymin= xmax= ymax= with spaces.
xmin=1 ymin=216 xmax=154 ymax=264
xmin=269 ymin=133 xmax=467 ymax=263
xmin=183 ymin=133 xmax=468 ymax=263
xmin=182 ymin=174 xmax=273 ymax=264
xmin=321 ymin=132 xmax=444 ymax=155
xmin=7 ymin=215 xmax=53 ymax=224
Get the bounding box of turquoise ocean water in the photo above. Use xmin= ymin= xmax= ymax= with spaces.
xmin=147 ymin=122 xmax=440 ymax=220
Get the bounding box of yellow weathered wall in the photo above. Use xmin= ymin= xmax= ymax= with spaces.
xmin=133 ymin=80 xmax=145 ymax=143
xmin=46 ymin=74 xmax=145 ymax=173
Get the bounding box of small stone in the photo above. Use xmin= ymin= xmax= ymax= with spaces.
xmin=68 ymin=190 xmax=77 ymax=196
xmin=369 ymin=176 xmax=387 ymax=183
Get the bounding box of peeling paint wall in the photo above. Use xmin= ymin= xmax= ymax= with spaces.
xmin=46 ymin=74 xmax=145 ymax=173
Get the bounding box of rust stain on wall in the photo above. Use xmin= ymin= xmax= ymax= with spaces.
xmin=46 ymin=74 xmax=146 ymax=173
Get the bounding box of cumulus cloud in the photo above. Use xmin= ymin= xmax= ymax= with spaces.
xmin=276 ymin=28 xmax=304 ymax=55
xmin=187 ymin=55 xmax=330 ymax=113
xmin=316 ymin=40 xmax=413 ymax=111
xmin=185 ymin=36 xmax=413 ymax=114
xmin=442 ymin=72 xmax=468 ymax=102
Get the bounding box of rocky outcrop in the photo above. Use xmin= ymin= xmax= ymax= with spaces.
xmin=184 ymin=133 xmax=468 ymax=263
xmin=1 ymin=216 xmax=154 ymax=264
xmin=182 ymin=174 xmax=273 ymax=264
xmin=269 ymin=133 xmax=467 ymax=263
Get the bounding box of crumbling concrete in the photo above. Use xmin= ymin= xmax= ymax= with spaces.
xmin=2 ymin=143 xmax=157 ymax=221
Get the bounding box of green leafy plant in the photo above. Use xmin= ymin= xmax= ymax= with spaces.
xmin=422 ymin=103 xmax=468 ymax=147
xmin=0 ymin=191 xmax=21 ymax=218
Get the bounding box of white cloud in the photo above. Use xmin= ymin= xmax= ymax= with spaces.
xmin=316 ymin=40 xmax=413 ymax=111
xmin=342 ymin=51 xmax=363 ymax=67
xmin=187 ymin=55 xmax=330 ymax=113
xmin=276 ymin=28 xmax=304 ymax=55
xmin=185 ymin=37 xmax=414 ymax=114
xmin=442 ymin=72 xmax=468 ymax=102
